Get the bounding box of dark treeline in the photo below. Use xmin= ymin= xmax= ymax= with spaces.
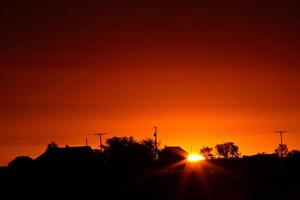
xmin=1 ymin=136 xmax=300 ymax=200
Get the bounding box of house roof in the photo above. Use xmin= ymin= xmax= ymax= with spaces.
xmin=35 ymin=146 xmax=95 ymax=163
xmin=163 ymin=146 xmax=188 ymax=158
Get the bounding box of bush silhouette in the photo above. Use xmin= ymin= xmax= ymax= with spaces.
xmin=47 ymin=141 xmax=59 ymax=151
xmin=287 ymin=149 xmax=300 ymax=158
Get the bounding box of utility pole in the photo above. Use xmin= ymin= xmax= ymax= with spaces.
xmin=275 ymin=130 xmax=287 ymax=158
xmin=86 ymin=138 xmax=88 ymax=147
xmin=275 ymin=130 xmax=286 ymax=147
xmin=94 ymin=132 xmax=107 ymax=152
xmin=154 ymin=126 xmax=158 ymax=160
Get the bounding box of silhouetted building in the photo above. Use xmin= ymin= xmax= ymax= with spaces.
xmin=35 ymin=146 xmax=103 ymax=166
xmin=164 ymin=146 xmax=188 ymax=157
xmin=8 ymin=156 xmax=34 ymax=169
xmin=159 ymin=146 xmax=188 ymax=166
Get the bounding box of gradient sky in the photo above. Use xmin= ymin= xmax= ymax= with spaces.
xmin=1 ymin=1 xmax=300 ymax=165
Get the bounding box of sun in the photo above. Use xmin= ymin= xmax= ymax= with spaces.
xmin=187 ymin=154 xmax=205 ymax=162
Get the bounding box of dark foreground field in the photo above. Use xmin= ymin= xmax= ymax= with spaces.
xmin=1 ymin=158 xmax=300 ymax=200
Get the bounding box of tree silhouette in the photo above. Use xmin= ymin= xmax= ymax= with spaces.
xmin=275 ymin=144 xmax=288 ymax=157
xmin=140 ymin=138 xmax=156 ymax=160
xmin=105 ymin=136 xmax=156 ymax=170
xmin=215 ymin=142 xmax=239 ymax=158
xmin=200 ymin=146 xmax=213 ymax=159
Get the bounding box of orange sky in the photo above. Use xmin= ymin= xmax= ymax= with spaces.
xmin=0 ymin=1 xmax=300 ymax=166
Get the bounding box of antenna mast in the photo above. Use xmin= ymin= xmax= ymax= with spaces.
xmin=154 ymin=126 xmax=158 ymax=160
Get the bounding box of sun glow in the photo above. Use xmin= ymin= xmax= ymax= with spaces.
xmin=187 ymin=154 xmax=205 ymax=162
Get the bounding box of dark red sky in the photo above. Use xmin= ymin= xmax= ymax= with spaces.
xmin=1 ymin=1 xmax=300 ymax=165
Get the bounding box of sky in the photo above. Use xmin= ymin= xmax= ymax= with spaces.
xmin=0 ymin=0 xmax=300 ymax=165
